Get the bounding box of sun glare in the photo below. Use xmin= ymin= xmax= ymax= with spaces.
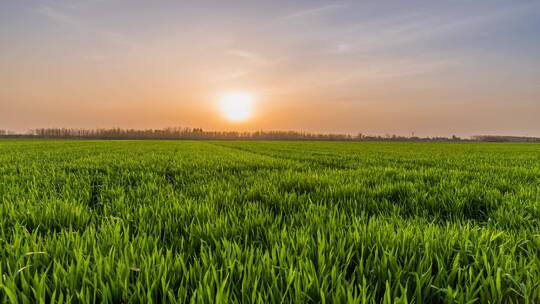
xmin=218 ymin=92 xmax=254 ymax=122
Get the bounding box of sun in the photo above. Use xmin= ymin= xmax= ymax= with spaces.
xmin=218 ymin=92 xmax=254 ymax=122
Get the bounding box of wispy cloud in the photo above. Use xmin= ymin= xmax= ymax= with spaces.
xmin=34 ymin=4 xmax=137 ymax=49
xmin=207 ymin=69 xmax=250 ymax=82
xmin=359 ymin=56 xmax=462 ymax=79
xmin=280 ymin=3 xmax=346 ymax=20
xmin=35 ymin=4 xmax=79 ymax=26
xmin=337 ymin=2 xmax=540 ymax=53
xmin=328 ymin=43 xmax=352 ymax=54
xmin=227 ymin=49 xmax=280 ymax=66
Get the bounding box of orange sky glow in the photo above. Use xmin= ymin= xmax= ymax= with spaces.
xmin=1 ymin=1 xmax=539 ymax=137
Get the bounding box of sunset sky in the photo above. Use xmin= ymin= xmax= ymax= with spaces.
xmin=1 ymin=0 xmax=539 ymax=136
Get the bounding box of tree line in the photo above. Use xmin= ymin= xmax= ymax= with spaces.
xmin=0 ymin=128 xmax=538 ymax=142
xmin=470 ymin=135 xmax=540 ymax=142
xmin=28 ymin=127 xmax=358 ymax=140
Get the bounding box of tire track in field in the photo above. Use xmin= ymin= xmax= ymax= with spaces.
xmin=201 ymin=141 xmax=305 ymax=168
xmin=204 ymin=141 xmax=351 ymax=170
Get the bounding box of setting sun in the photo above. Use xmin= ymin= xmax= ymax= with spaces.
xmin=218 ymin=92 xmax=254 ymax=122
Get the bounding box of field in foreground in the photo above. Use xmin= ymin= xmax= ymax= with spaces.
xmin=0 ymin=140 xmax=539 ymax=303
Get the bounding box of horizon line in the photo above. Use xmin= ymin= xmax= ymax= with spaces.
xmin=1 ymin=127 xmax=540 ymax=140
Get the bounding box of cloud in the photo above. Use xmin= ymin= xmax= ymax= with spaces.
xmin=328 ymin=43 xmax=352 ymax=54
xmin=360 ymin=56 xmax=462 ymax=79
xmin=227 ymin=49 xmax=279 ymax=66
xmin=210 ymin=69 xmax=250 ymax=82
xmin=280 ymin=4 xmax=346 ymax=20
xmin=34 ymin=3 xmax=137 ymax=50
xmin=35 ymin=5 xmax=79 ymax=26
xmin=340 ymin=2 xmax=540 ymax=53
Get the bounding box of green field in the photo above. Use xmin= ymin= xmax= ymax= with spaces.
xmin=1 ymin=140 xmax=539 ymax=303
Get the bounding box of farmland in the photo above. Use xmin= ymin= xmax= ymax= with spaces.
xmin=0 ymin=140 xmax=539 ymax=303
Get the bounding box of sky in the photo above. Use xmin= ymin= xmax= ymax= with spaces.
xmin=1 ymin=0 xmax=539 ymax=137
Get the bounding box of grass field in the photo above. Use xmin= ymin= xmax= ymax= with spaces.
xmin=1 ymin=140 xmax=539 ymax=303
